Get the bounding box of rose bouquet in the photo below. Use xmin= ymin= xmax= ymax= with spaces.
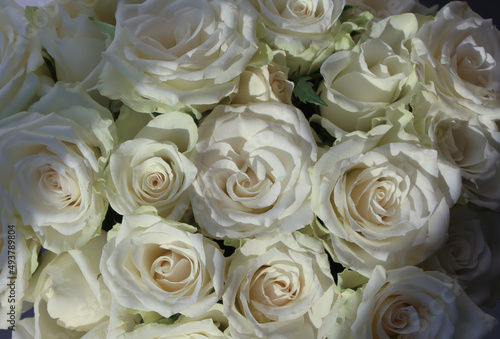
xmin=1 ymin=0 xmax=500 ymax=338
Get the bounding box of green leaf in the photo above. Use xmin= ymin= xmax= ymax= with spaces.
xmin=157 ymin=314 xmax=181 ymax=325
xmin=293 ymin=76 xmax=326 ymax=106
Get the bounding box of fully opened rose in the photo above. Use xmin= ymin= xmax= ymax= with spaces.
xmin=311 ymin=130 xmax=462 ymax=276
xmin=99 ymin=0 xmax=259 ymax=115
xmin=223 ymin=233 xmax=335 ymax=339
xmin=411 ymin=1 xmax=500 ymax=118
xmin=247 ymin=0 xmax=346 ymax=75
xmin=189 ymin=102 xmax=317 ymax=239
xmin=100 ymin=211 xmax=225 ymax=318
xmin=328 ymin=265 xmax=497 ymax=338
xmin=0 ymin=84 xmax=115 ymax=253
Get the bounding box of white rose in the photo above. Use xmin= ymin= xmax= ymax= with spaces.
xmin=100 ymin=211 xmax=225 ymax=318
xmin=0 ymin=0 xmax=44 ymax=119
xmin=311 ymin=131 xmax=462 ymax=276
xmin=98 ymin=0 xmax=259 ymax=115
xmin=121 ymin=320 xmax=226 ymax=339
xmin=328 ymin=265 xmax=497 ymax=339
xmin=23 ymin=233 xmax=111 ymax=338
xmin=0 ymin=217 xmax=40 ymax=330
xmin=231 ymin=51 xmax=294 ymax=105
xmin=189 ymin=102 xmax=317 ymax=239
xmin=104 ymin=138 xmax=197 ymax=219
xmin=223 ymin=233 xmax=335 ymax=339
xmin=411 ymin=2 xmax=500 ymax=118
xmin=412 ymin=90 xmax=500 ymax=210
xmin=421 ymin=205 xmax=500 ymax=305
xmin=0 ymin=83 xmax=116 ymax=253
xmin=35 ymin=3 xmax=109 ymax=100
xmin=319 ymin=13 xmax=420 ymax=133
xmin=247 ymin=0 xmax=345 ymax=76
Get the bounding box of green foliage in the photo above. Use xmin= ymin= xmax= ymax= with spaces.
xmin=292 ymin=76 xmax=326 ymax=106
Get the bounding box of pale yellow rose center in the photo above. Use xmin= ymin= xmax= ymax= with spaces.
xmin=38 ymin=164 xmax=81 ymax=208
xmin=247 ymin=265 xmax=299 ymax=322
xmin=347 ymin=168 xmax=400 ymax=225
xmin=134 ymin=158 xmax=175 ymax=202
xmin=151 ymin=250 xmax=195 ymax=294
xmin=379 ymin=296 xmax=421 ymax=336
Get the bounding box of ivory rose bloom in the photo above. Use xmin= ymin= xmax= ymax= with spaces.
xmin=0 ymin=84 xmax=116 ymax=253
xmin=411 ymin=2 xmax=500 ymax=118
xmin=319 ymin=13 xmax=420 ymax=133
xmin=104 ymin=138 xmax=197 ymax=220
xmin=100 ymin=211 xmax=225 ymax=318
xmin=189 ymin=102 xmax=317 ymax=239
xmin=328 ymin=265 xmax=497 ymax=338
xmin=412 ymin=90 xmax=500 ymax=210
xmin=0 ymin=0 xmax=44 ymax=119
xmin=311 ymin=130 xmax=462 ymax=276
xmin=247 ymin=0 xmax=345 ymax=75
xmin=23 ymin=234 xmax=111 ymax=337
xmin=223 ymin=233 xmax=335 ymax=339
xmin=99 ymin=0 xmax=259 ymax=115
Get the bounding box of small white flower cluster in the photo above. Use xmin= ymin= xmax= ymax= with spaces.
xmin=0 ymin=0 xmax=499 ymax=338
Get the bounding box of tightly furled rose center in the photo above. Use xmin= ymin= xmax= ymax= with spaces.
xmin=380 ymin=296 xmax=421 ymax=336
xmin=151 ymin=249 xmax=195 ymax=294
xmin=225 ymin=158 xmax=280 ymax=210
xmin=190 ymin=103 xmax=316 ymax=238
xmin=343 ymin=166 xmax=409 ymax=233
xmin=38 ymin=164 xmax=82 ymax=208
xmin=133 ymin=158 xmax=175 ymax=202
xmin=249 ymin=265 xmax=299 ymax=313
xmin=285 ymin=0 xmax=313 ymax=18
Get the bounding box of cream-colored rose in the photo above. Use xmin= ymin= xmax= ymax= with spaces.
xmin=232 ymin=51 xmax=294 ymax=105
xmin=247 ymin=0 xmax=345 ymax=76
xmin=98 ymin=0 xmax=258 ymax=115
xmin=223 ymin=233 xmax=335 ymax=339
xmin=311 ymin=130 xmax=462 ymax=276
xmin=328 ymin=265 xmax=497 ymax=338
xmin=104 ymin=138 xmax=197 ymax=219
xmin=0 ymin=216 xmax=40 ymax=330
xmin=411 ymin=2 xmax=500 ymax=118
xmin=421 ymin=205 xmax=500 ymax=305
xmin=412 ymin=90 xmax=500 ymax=210
xmin=0 ymin=83 xmax=116 ymax=253
xmin=35 ymin=3 xmax=109 ymax=101
xmin=189 ymin=102 xmax=317 ymax=239
xmin=100 ymin=211 xmax=225 ymax=318
xmin=0 ymin=0 xmax=44 ymax=119
xmin=22 ymin=233 xmax=111 ymax=338
xmin=318 ymin=13 xmax=420 ymax=133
